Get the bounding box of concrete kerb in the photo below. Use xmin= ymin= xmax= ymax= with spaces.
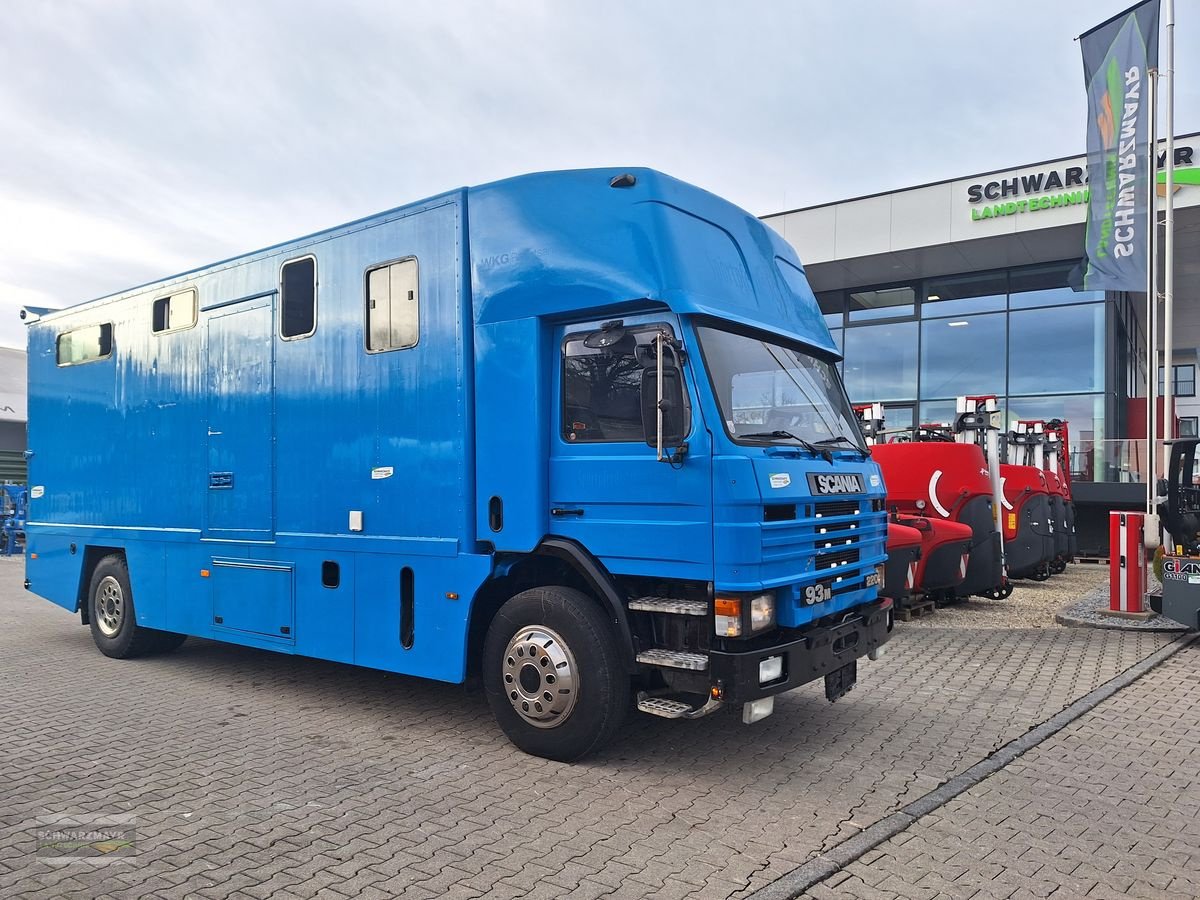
xmin=748 ymin=631 xmax=1199 ymax=900
xmin=1056 ymin=582 xmax=1187 ymax=632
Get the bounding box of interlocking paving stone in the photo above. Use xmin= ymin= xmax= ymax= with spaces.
xmin=810 ymin=640 xmax=1200 ymax=900
xmin=0 ymin=557 xmax=1175 ymax=898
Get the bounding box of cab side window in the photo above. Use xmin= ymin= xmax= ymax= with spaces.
xmin=561 ymin=326 xmax=686 ymax=443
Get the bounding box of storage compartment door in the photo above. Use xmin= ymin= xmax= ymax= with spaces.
xmin=211 ymin=558 xmax=295 ymax=640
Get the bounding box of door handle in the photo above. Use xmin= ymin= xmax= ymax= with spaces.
xmin=551 ymin=508 xmax=585 ymax=517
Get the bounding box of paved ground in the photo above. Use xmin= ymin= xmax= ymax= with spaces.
xmin=810 ymin=640 xmax=1200 ymax=900
xmin=0 ymin=557 xmax=1189 ymax=900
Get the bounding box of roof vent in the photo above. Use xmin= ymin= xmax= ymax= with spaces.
xmin=609 ymin=173 xmax=637 ymax=188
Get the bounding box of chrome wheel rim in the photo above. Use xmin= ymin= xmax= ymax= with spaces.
xmin=95 ymin=575 xmax=124 ymax=637
xmin=501 ymin=626 xmax=578 ymax=729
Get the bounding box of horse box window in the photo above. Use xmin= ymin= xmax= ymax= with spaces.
xmin=57 ymin=323 xmax=113 ymax=366
xmin=281 ymin=256 xmax=317 ymax=339
xmin=366 ymin=258 xmax=419 ymax=352
xmin=152 ymin=288 xmax=197 ymax=334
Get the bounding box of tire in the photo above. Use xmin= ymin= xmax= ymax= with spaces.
xmin=87 ymin=555 xmax=187 ymax=659
xmin=483 ymin=586 xmax=628 ymax=762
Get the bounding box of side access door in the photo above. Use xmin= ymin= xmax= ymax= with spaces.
xmin=548 ymin=318 xmax=713 ymax=583
xmin=205 ymin=299 xmax=276 ymax=540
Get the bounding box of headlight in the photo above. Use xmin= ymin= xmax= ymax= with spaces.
xmin=714 ymin=591 xmax=776 ymax=637
xmin=750 ymin=592 xmax=776 ymax=631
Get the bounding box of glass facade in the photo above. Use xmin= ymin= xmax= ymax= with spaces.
xmin=822 ymin=261 xmax=1116 ymax=481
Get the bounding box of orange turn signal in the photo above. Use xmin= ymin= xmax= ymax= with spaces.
xmin=714 ymin=597 xmax=741 ymax=617
xmin=200 ymin=569 xmax=210 ymax=578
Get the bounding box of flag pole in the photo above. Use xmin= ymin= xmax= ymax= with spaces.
xmin=1147 ymin=67 xmax=1159 ymax=519
xmin=1162 ymin=0 xmax=1176 ymax=480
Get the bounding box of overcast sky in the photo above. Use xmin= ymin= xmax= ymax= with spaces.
xmin=1 ymin=0 xmax=1195 ymax=350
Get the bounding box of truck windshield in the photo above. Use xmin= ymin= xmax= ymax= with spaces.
xmin=697 ymin=326 xmax=865 ymax=450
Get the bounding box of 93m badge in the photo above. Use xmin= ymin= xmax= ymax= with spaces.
xmin=803 ymin=581 xmax=833 ymax=605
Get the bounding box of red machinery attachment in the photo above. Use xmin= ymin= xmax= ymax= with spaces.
xmin=884 ymin=522 xmax=923 ymax=604
xmin=893 ymin=514 xmax=975 ymax=593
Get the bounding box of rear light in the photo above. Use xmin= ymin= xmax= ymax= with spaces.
xmin=715 ymin=597 xmax=741 ymax=637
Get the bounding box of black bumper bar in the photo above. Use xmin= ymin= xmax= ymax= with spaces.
xmin=708 ymin=600 xmax=893 ymax=703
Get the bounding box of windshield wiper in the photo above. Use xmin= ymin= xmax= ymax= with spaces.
xmin=739 ymin=430 xmax=831 ymax=460
xmin=814 ymin=435 xmax=869 ymax=459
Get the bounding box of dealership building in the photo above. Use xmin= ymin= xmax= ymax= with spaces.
xmin=763 ymin=133 xmax=1200 ymax=554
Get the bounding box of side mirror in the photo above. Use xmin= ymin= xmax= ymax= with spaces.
xmin=1157 ymin=478 xmax=1170 ymax=498
xmin=640 ymin=366 xmax=687 ymax=460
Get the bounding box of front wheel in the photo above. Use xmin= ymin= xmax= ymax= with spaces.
xmin=88 ymin=555 xmax=187 ymax=659
xmin=483 ymin=586 xmax=628 ymax=761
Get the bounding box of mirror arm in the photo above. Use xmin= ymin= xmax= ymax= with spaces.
xmin=656 ymin=331 xmax=665 ymax=461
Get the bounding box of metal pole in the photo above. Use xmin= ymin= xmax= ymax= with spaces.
xmin=1147 ymin=69 xmax=1159 ymax=519
xmin=1163 ymin=0 xmax=1176 ymax=472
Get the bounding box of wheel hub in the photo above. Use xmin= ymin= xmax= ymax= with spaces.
xmin=502 ymin=626 xmax=578 ymax=729
xmin=96 ymin=575 xmax=124 ymax=637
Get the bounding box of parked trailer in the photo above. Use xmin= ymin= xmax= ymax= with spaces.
xmin=23 ymin=168 xmax=892 ymax=761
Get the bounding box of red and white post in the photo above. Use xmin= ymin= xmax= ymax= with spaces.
xmin=1107 ymin=512 xmax=1152 ymax=619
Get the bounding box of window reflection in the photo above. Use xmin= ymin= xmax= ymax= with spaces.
xmin=848 ymin=285 xmax=915 ymax=321
xmin=1006 ymin=394 xmax=1103 ymax=482
xmin=843 ymin=322 xmax=917 ymax=402
xmin=1008 ymin=305 xmax=1104 ymax=394
xmin=1009 ymin=264 xmax=1103 ymax=309
xmin=920 ymin=313 xmax=1006 ymax=398
xmin=924 ymin=272 xmax=1006 ymax=317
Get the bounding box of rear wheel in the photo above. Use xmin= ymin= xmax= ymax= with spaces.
xmin=483 ymin=586 xmax=627 ymax=761
xmin=88 ymin=555 xmax=186 ymax=658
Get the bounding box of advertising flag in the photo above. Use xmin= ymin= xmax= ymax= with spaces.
xmin=1079 ymin=0 xmax=1160 ymax=291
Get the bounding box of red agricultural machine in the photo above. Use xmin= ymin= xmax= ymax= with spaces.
xmin=857 ymin=402 xmax=998 ymax=607
xmin=1005 ymin=419 xmax=1077 ymax=572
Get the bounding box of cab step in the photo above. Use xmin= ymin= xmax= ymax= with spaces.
xmin=636 ymin=691 xmax=724 ymax=720
xmin=636 ymin=696 xmax=694 ymax=718
xmin=635 ymin=648 xmax=708 ymax=671
xmin=628 ymin=597 xmax=707 ymax=616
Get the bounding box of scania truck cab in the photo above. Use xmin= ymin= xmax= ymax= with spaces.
xmin=24 ymin=168 xmax=891 ymax=761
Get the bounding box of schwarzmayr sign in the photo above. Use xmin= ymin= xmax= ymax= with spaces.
xmin=967 ymin=165 xmax=1089 ymax=220
xmin=966 ymin=145 xmax=1193 ymax=222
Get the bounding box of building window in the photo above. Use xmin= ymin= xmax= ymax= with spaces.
xmin=848 ymin=285 xmax=915 ymax=322
xmin=1009 ymin=263 xmax=1103 ymax=309
xmin=152 ymin=288 xmax=197 ymax=334
xmin=1009 ymin=304 xmax=1104 ymax=395
xmin=920 ymin=312 xmax=1006 ymax=398
xmin=280 ymin=256 xmax=317 ymax=339
xmin=1179 ymin=417 xmax=1199 ymax=438
xmin=842 ymin=321 xmax=918 ymax=402
xmin=57 ymin=323 xmax=113 ymax=366
xmin=366 ymin=258 xmax=419 ymax=352
xmin=1158 ymin=364 xmax=1196 ymax=397
xmin=924 ymin=272 xmax=1006 ymax=317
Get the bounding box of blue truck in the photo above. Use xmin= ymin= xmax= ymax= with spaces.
xmin=23 ymin=168 xmax=892 ymax=760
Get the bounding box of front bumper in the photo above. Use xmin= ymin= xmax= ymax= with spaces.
xmin=708 ymin=599 xmax=893 ymax=703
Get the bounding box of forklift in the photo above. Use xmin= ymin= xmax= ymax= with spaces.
xmin=1153 ymin=437 xmax=1200 ymax=630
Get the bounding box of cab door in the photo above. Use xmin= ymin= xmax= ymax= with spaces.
xmin=547 ymin=317 xmax=712 ymax=582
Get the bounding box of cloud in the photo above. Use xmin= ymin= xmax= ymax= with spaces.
xmin=0 ymin=0 xmax=1195 ymax=350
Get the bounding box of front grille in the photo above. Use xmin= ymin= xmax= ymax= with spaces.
xmin=816 ymin=548 xmax=860 ymax=570
xmin=815 ymin=500 xmax=860 ymax=518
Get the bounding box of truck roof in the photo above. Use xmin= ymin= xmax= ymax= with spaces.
xmin=24 ymin=167 xmax=836 ymax=355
